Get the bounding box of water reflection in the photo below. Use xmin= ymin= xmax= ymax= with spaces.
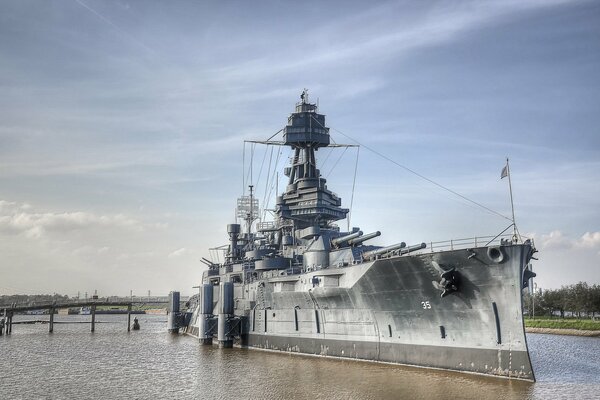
xmin=1 ymin=315 xmax=598 ymax=399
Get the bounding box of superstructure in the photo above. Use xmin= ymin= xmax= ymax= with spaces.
xmin=169 ymin=92 xmax=537 ymax=381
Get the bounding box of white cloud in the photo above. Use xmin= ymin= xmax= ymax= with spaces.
xmin=576 ymin=232 xmax=600 ymax=249
xmin=532 ymin=230 xmax=600 ymax=251
xmin=538 ymin=230 xmax=570 ymax=250
xmin=0 ymin=200 xmax=17 ymax=211
xmin=0 ymin=197 xmax=206 ymax=295
xmin=525 ymin=229 xmax=600 ymax=289
xmin=168 ymin=247 xmax=188 ymax=258
xmin=0 ymin=200 xmax=142 ymax=239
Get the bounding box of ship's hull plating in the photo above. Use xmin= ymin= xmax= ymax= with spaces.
xmin=245 ymin=334 xmax=531 ymax=380
xmin=185 ymin=244 xmax=534 ymax=381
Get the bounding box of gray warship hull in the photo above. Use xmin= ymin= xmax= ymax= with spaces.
xmin=175 ymin=93 xmax=536 ymax=382
xmin=184 ymin=243 xmax=534 ymax=381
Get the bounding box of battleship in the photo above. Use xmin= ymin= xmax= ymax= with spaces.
xmin=168 ymin=92 xmax=538 ymax=381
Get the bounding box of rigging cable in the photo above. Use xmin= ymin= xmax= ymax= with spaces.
xmin=319 ymin=119 xmax=512 ymax=222
xmin=242 ymin=141 xmax=246 ymax=195
xmin=266 ymin=128 xmax=283 ymax=142
xmin=242 ymin=128 xmax=282 ymax=196
xmin=320 ymin=146 xmax=334 ymax=173
xmin=264 ymin=147 xmax=287 ymax=218
xmin=348 ymin=146 xmax=360 ymax=231
xmin=326 ymin=146 xmax=348 ymax=178
xmin=244 ymin=143 xmax=256 ymax=190
xmin=261 ymin=146 xmax=274 ymax=220
xmin=255 ymin=143 xmax=270 ymax=196
xmin=319 ymin=131 xmax=337 ymax=172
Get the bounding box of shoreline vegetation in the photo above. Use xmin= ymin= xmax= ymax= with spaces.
xmin=522 ymin=281 xmax=600 ymax=337
xmin=525 ymin=318 xmax=600 ymax=337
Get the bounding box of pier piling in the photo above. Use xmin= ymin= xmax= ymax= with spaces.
xmin=198 ymin=284 xmax=214 ymax=345
xmin=167 ymin=291 xmax=180 ymax=334
xmin=127 ymin=304 xmax=132 ymax=332
xmin=49 ymin=308 xmax=54 ymax=333
xmin=91 ymin=305 xmax=96 ymax=332
xmin=217 ymin=282 xmax=234 ymax=348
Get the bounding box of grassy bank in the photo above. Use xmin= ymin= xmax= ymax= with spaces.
xmin=525 ymin=318 xmax=600 ymax=331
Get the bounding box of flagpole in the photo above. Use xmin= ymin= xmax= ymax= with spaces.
xmin=506 ymin=158 xmax=518 ymax=242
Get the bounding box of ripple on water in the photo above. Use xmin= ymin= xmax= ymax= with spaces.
xmin=1 ymin=316 xmax=599 ymax=399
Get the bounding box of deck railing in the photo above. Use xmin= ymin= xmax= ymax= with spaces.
xmin=426 ymin=234 xmax=533 ymax=253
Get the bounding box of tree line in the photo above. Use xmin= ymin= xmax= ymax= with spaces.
xmin=0 ymin=293 xmax=70 ymax=307
xmin=524 ymin=282 xmax=600 ymax=319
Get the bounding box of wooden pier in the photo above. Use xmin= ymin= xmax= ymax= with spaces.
xmin=1 ymin=299 xmax=138 ymax=335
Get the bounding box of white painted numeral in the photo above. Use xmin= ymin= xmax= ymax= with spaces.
xmin=421 ymin=301 xmax=431 ymax=309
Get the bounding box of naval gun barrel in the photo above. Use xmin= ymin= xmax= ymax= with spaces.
xmin=399 ymin=242 xmax=427 ymax=255
xmin=331 ymin=231 xmax=363 ymax=247
xmin=348 ymin=231 xmax=381 ymax=246
xmin=362 ymin=242 xmax=406 ymax=259
xmin=200 ymin=257 xmax=215 ymax=267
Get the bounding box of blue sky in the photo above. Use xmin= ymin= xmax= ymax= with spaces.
xmin=1 ymin=0 xmax=599 ymax=296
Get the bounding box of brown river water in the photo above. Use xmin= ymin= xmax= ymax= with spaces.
xmin=1 ymin=314 xmax=599 ymax=399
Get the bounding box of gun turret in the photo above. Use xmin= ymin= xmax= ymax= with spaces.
xmin=348 ymin=231 xmax=381 ymax=246
xmin=331 ymin=231 xmax=363 ymax=247
xmin=362 ymin=242 xmax=406 ymax=259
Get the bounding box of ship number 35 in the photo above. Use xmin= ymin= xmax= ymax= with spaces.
xmin=421 ymin=301 xmax=431 ymax=309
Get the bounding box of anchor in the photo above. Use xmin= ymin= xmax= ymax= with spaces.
xmin=522 ymin=266 xmax=537 ymax=289
xmin=431 ymin=261 xmax=461 ymax=298
xmin=439 ymin=268 xmax=460 ymax=297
